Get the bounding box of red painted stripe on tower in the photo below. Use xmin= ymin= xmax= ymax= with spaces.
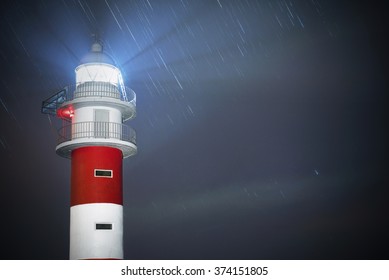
xmin=71 ymin=146 xmax=123 ymax=206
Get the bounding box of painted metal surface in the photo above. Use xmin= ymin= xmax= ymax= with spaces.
xmin=71 ymin=146 xmax=123 ymax=206
xmin=42 ymin=42 xmax=137 ymax=260
xmin=70 ymin=203 xmax=123 ymax=260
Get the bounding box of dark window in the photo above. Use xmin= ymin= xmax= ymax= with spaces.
xmin=96 ymin=223 xmax=112 ymax=230
xmin=94 ymin=169 xmax=113 ymax=178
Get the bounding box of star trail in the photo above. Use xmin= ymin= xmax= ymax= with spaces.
xmin=0 ymin=0 xmax=388 ymax=259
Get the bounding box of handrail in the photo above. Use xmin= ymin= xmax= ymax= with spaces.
xmin=42 ymin=82 xmax=136 ymax=117
xmin=67 ymin=82 xmax=136 ymax=105
xmin=57 ymin=121 xmax=136 ymax=145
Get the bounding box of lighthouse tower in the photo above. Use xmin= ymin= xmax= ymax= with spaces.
xmin=41 ymin=42 xmax=136 ymax=259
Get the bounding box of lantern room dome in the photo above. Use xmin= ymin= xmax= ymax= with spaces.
xmin=80 ymin=42 xmax=116 ymax=65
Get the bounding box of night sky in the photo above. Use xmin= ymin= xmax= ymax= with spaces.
xmin=0 ymin=0 xmax=388 ymax=260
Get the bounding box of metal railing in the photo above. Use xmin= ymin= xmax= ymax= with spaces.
xmin=69 ymin=82 xmax=136 ymax=105
xmin=42 ymin=82 xmax=136 ymax=116
xmin=57 ymin=121 xmax=136 ymax=145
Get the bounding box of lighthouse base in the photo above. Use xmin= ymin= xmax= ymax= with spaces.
xmin=70 ymin=203 xmax=123 ymax=260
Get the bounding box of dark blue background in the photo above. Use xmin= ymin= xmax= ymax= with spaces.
xmin=0 ymin=0 xmax=387 ymax=259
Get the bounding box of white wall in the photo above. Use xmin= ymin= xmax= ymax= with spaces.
xmin=73 ymin=106 xmax=121 ymax=123
xmin=70 ymin=203 xmax=123 ymax=259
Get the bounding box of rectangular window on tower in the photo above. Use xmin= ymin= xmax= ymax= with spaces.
xmin=96 ymin=223 xmax=113 ymax=230
xmin=94 ymin=169 xmax=113 ymax=178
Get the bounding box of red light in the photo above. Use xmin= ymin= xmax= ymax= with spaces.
xmin=57 ymin=107 xmax=74 ymax=119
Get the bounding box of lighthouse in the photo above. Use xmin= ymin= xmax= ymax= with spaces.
xmin=41 ymin=42 xmax=137 ymax=259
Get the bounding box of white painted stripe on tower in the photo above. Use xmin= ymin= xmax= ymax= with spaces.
xmin=70 ymin=203 xmax=123 ymax=260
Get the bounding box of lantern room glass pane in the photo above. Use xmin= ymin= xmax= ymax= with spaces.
xmin=76 ymin=63 xmax=120 ymax=86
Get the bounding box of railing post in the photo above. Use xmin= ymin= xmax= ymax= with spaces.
xmin=58 ymin=121 xmax=135 ymax=145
